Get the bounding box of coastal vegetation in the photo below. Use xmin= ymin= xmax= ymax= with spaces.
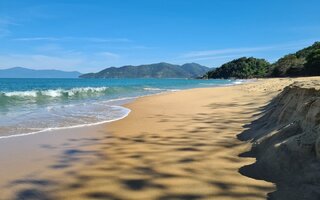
xmin=204 ymin=42 xmax=320 ymax=79
xmin=203 ymin=57 xmax=270 ymax=79
xmin=270 ymin=42 xmax=320 ymax=77
xmin=305 ymin=49 xmax=320 ymax=76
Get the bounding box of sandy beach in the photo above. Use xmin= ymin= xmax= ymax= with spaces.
xmin=1 ymin=77 xmax=318 ymax=200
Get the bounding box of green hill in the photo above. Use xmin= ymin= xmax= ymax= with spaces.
xmin=270 ymin=42 xmax=320 ymax=77
xmin=80 ymin=62 xmax=209 ymax=78
xmin=204 ymin=42 xmax=320 ymax=79
xmin=204 ymin=57 xmax=270 ymax=79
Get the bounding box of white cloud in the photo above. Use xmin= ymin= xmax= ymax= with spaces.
xmin=189 ymin=54 xmax=247 ymax=61
xmin=0 ymin=54 xmax=84 ymax=70
xmin=0 ymin=50 xmax=122 ymax=72
xmin=13 ymin=37 xmax=132 ymax=43
xmin=109 ymin=45 xmax=155 ymax=50
xmin=33 ymin=43 xmax=64 ymax=52
xmin=0 ymin=18 xmax=17 ymax=37
xmin=181 ymin=41 xmax=314 ymax=60
xmin=97 ymin=51 xmax=120 ymax=59
xmin=85 ymin=38 xmax=131 ymax=43
xmin=0 ymin=27 xmax=10 ymax=37
xmin=182 ymin=47 xmax=270 ymax=58
xmin=13 ymin=37 xmax=60 ymax=41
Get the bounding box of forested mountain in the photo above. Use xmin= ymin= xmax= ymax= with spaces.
xmin=80 ymin=62 xmax=209 ymax=78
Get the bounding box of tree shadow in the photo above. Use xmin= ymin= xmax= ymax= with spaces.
xmin=7 ymin=91 xmax=277 ymax=200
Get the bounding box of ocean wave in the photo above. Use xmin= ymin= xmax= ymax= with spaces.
xmin=199 ymin=83 xmax=218 ymax=86
xmin=2 ymin=87 xmax=109 ymax=98
xmin=233 ymin=80 xmax=245 ymax=84
xmin=102 ymin=96 xmax=138 ymax=104
xmin=143 ymin=87 xmax=164 ymax=91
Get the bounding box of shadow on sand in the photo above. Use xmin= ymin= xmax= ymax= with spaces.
xmin=8 ymin=94 xmax=275 ymax=200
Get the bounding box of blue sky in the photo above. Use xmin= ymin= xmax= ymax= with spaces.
xmin=0 ymin=0 xmax=320 ymax=73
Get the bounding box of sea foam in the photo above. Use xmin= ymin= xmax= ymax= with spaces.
xmin=0 ymin=78 xmax=243 ymax=139
xmin=2 ymin=87 xmax=109 ymax=98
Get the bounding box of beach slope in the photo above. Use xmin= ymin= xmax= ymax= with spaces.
xmin=5 ymin=78 xmax=319 ymax=200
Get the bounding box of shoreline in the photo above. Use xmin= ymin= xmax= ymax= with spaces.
xmin=0 ymin=105 xmax=131 ymax=140
xmin=0 ymin=80 xmax=247 ymax=140
xmin=0 ymin=81 xmax=252 ymax=198
xmin=1 ymin=77 xmax=314 ymax=199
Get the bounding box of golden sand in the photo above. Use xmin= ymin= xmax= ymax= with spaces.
xmin=2 ymin=78 xmax=317 ymax=199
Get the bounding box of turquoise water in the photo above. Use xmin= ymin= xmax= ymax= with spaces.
xmin=0 ymin=78 xmax=241 ymax=138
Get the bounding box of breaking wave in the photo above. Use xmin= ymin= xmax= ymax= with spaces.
xmin=1 ymin=87 xmax=109 ymax=98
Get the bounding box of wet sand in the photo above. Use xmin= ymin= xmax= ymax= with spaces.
xmin=0 ymin=78 xmax=304 ymax=200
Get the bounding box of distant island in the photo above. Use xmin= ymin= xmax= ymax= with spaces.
xmin=0 ymin=67 xmax=82 ymax=78
xmin=203 ymin=42 xmax=320 ymax=79
xmin=80 ymin=62 xmax=209 ymax=78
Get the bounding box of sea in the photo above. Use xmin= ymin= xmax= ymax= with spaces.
xmin=0 ymin=78 xmax=243 ymax=139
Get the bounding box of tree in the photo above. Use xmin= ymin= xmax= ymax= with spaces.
xmin=205 ymin=57 xmax=270 ymax=79
xmin=305 ymin=49 xmax=320 ymax=75
xmin=270 ymin=41 xmax=320 ymax=77
xmin=270 ymin=54 xmax=305 ymax=77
